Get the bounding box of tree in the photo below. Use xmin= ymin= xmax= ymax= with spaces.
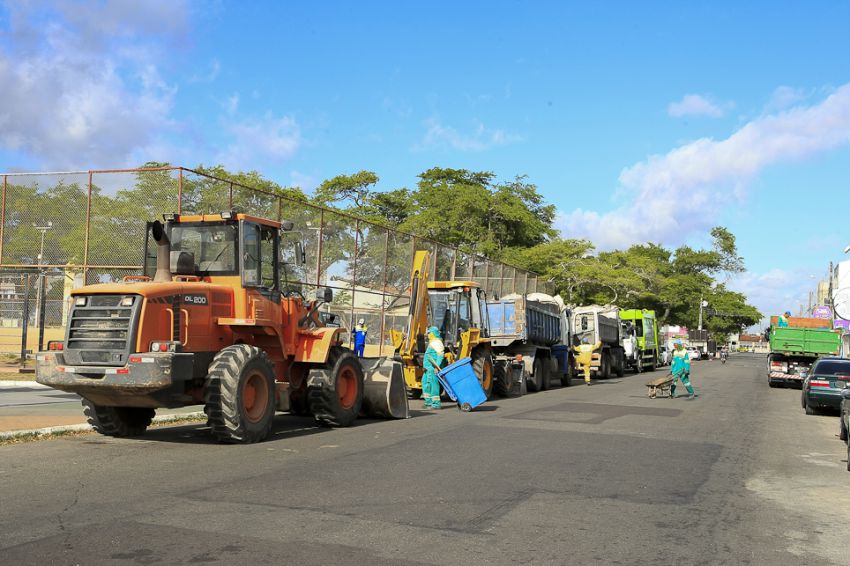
xmin=314 ymin=170 xmax=379 ymax=211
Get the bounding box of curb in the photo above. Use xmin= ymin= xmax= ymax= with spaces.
xmin=0 ymin=381 xmax=48 ymax=389
xmin=0 ymin=411 xmax=206 ymax=441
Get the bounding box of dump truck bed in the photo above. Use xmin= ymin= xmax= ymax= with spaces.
xmin=769 ymin=327 xmax=841 ymax=357
xmin=487 ymin=296 xmax=560 ymax=347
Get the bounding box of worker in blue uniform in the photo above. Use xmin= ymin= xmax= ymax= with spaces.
xmin=353 ymin=318 xmax=367 ymax=358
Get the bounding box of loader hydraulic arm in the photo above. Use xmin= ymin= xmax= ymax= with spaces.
xmin=392 ymin=251 xmax=431 ymax=361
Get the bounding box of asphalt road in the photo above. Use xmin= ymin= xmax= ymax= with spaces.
xmin=1 ymin=355 xmax=848 ymax=565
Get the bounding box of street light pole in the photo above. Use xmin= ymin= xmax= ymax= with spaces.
xmin=698 ymin=296 xmax=708 ymax=330
xmin=32 ymin=221 xmax=53 ymax=330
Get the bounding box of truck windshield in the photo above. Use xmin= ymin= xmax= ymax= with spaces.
xmin=170 ymin=223 xmax=239 ymax=275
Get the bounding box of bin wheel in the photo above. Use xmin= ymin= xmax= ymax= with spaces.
xmin=460 ymin=402 xmax=472 ymax=412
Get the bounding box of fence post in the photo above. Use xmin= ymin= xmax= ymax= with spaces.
xmin=20 ymin=274 xmax=31 ymax=369
xmin=37 ymin=272 xmax=47 ymax=351
xmin=0 ymin=174 xmax=6 ymax=264
xmin=82 ymin=171 xmax=93 ymax=284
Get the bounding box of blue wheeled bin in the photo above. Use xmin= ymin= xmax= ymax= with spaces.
xmin=437 ymin=357 xmax=487 ymax=411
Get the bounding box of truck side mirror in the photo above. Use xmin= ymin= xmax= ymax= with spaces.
xmin=319 ymin=287 xmax=333 ymax=303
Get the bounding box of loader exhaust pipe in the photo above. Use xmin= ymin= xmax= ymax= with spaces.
xmin=151 ymin=220 xmax=172 ymax=283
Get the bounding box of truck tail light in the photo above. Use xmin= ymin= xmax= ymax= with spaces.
xmin=770 ymin=361 xmax=788 ymax=372
xmin=150 ymin=341 xmax=180 ymax=353
xmin=47 ymin=341 xmax=64 ymax=351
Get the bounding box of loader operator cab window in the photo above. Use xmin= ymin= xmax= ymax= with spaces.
xmin=429 ymin=290 xmax=457 ymax=348
xmin=167 ymin=223 xmax=239 ymax=275
xmin=241 ymin=221 xmax=279 ymax=294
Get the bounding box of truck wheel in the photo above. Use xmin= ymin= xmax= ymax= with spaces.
xmin=540 ymin=357 xmax=552 ymax=391
xmin=205 ymin=344 xmax=276 ymax=444
xmin=493 ymin=363 xmax=512 ymax=397
xmin=81 ymin=400 xmax=154 ymax=437
xmin=527 ymin=358 xmax=544 ymax=392
xmin=804 ymin=396 xmax=817 ymax=416
xmin=472 ymin=349 xmax=495 ymax=399
xmin=308 ymin=346 xmax=364 ymax=427
xmin=615 ymin=352 xmax=625 ymax=377
xmin=599 ymin=353 xmax=610 ymax=379
xmin=559 ymin=357 xmax=572 ymax=387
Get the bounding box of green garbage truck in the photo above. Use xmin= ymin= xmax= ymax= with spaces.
xmin=767 ymin=316 xmax=842 ymax=388
xmin=619 ymin=309 xmax=659 ymax=372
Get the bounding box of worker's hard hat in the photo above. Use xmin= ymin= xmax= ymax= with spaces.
xmin=581 ymin=337 xmax=590 ymax=344
xmin=427 ymin=326 xmax=441 ymax=339
xmin=358 ymin=318 xmax=365 ymax=325
xmin=784 ymin=311 xmax=791 ymax=317
xmin=674 ymin=339 xmax=683 ymax=346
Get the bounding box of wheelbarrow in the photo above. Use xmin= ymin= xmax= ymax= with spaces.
xmin=645 ymin=374 xmax=674 ymax=399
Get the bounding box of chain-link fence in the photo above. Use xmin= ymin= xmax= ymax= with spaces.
xmin=0 ymin=167 xmax=551 ymax=355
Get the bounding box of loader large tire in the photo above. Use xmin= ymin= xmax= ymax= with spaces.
xmin=308 ymin=347 xmax=364 ymax=427
xmin=82 ymin=399 xmax=154 ymax=437
xmin=493 ymin=363 xmax=510 ymax=397
xmin=205 ymin=344 xmax=276 ymax=444
xmin=472 ymin=349 xmax=494 ymax=399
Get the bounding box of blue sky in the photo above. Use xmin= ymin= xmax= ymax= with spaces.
xmin=1 ymin=0 xmax=849 ymax=322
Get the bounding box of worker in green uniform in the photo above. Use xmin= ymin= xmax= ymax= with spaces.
xmin=573 ymin=337 xmax=602 ymax=385
xmin=422 ymin=326 xmax=445 ymax=409
xmin=671 ymin=339 xmax=696 ymax=399
xmin=777 ymin=311 xmax=791 ymax=328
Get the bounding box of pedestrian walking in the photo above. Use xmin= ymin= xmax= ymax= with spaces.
xmin=422 ymin=326 xmax=445 ymax=409
xmin=671 ymin=339 xmax=696 ymax=399
xmin=353 ymin=318 xmax=368 ymax=358
xmin=573 ymin=337 xmax=602 ymax=385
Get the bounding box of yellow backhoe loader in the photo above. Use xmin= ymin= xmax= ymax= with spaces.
xmin=390 ymin=251 xmax=494 ymax=399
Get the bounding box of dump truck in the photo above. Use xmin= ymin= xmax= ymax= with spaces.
xmin=572 ymin=305 xmax=625 ymax=378
xmin=767 ymin=315 xmax=842 ymax=388
xmin=36 ymin=211 xmax=407 ymax=443
xmin=391 ymin=251 xmax=494 ymax=399
xmin=619 ymin=309 xmax=659 ymax=371
xmin=487 ymin=292 xmax=572 ymax=395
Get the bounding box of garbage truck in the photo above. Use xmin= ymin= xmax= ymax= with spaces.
xmin=619 ymin=309 xmax=659 ymax=371
xmin=767 ymin=315 xmax=842 ymax=388
xmin=572 ymin=305 xmax=625 ymax=378
xmin=487 ymin=293 xmax=572 ymax=395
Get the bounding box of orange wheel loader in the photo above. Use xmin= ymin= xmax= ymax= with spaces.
xmin=35 ymin=211 xmax=407 ymax=443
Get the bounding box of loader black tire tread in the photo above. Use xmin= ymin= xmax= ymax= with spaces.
xmin=472 ymin=348 xmax=495 ymax=399
xmin=205 ymin=344 xmax=276 ymax=444
xmin=308 ymin=346 xmax=364 ymax=428
xmin=82 ymin=399 xmax=154 ymax=437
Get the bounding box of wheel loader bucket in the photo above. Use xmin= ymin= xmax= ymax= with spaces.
xmin=360 ymin=357 xmax=409 ymax=419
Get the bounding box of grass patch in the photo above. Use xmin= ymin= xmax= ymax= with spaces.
xmin=0 ymin=372 xmax=35 ymax=381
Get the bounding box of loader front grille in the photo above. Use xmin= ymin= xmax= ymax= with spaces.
xmin=63 ymin=295 xmax=142 ymax=366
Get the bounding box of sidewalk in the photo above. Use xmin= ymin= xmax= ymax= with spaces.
xmin=0 ymin=382 xmax=203 ymax=439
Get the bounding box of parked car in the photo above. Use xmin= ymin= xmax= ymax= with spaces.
xmin=659 ymin=346 xmax=671 ymax=366
xmin=687 ymin=347 xmax=701 ymax=361
xmin=840 ymin=389 xmax=850 ymax=471
xmin=800 ymin=357 xmax=850 ymax=415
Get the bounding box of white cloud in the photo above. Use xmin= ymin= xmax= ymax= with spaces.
xmin=224 ymin=93 xmax=240 ymax=115
xmin=764 ymin=85 xmax=807 ymax=112
xmin=189 ymin=58 xmax=221 ymax=83
xmin=414 ymin=118 xmax=522 ymax=152
xmin=559 ymin=83 xmax=850 ymax=250
xmin=0 ymin=0 xmax=186 ymax=169
xmin=728 ymin=268 xmax=817 ymax=327
xmin=667 ymin=94 xmax=729 ymax=118
xmin=215 ymin=114 xmax=301 ymax=171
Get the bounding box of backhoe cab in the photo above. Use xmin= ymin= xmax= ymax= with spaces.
xmin=36 ymin=211 xmax=407 ymax=443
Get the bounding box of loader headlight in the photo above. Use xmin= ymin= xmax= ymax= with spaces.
xmin=74 ymin=296 xmax=87 ymax=307
xmin=120 ymin=296 xmax=134 ymax=307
